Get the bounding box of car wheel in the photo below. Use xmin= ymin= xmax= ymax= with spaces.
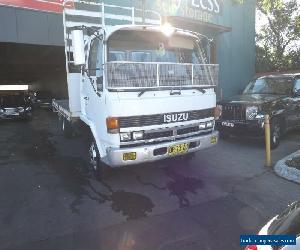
xmin=89 ymin=139 xmax=107 ymax=180
xmin=270 ymin=118 xmax=281 ymax=149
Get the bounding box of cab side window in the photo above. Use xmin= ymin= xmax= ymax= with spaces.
xmin=88 ymin=38 xmax=103 ymax=91
xmin=294 ymin=79 xmax=300 ymax=92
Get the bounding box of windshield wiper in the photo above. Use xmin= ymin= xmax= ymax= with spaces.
xmin=195 ymin=88 xmax=206 ymax=94
xmin=138 ymin=87 xmax=207 ymax=97
xmin=170 ymin=89 xmax=181 ymax=95
xmin=138 ymin=90 xmax=150 ymax=97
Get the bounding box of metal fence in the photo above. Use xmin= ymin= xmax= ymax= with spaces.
xmin=105 ymin=62 xmax=219 ymax=89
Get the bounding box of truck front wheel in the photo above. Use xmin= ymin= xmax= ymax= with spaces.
xmin=89 ymin=140 xmax=106 ymax=180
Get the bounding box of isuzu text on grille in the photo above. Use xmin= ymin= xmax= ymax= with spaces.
xmin=163 ymin=113 xmax=189 ymax=123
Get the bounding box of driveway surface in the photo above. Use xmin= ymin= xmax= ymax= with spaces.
xmin=0 ymin=110 xmax=300 ymax=250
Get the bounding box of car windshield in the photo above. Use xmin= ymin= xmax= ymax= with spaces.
xmin=243 ymin=77 xmax=294 ymax=95
xmin=107 ymin=30 xmax=205 ymax=64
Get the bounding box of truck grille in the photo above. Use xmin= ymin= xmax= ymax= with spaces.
xmin=177 ymin=126 xmax=200 ymax=135
xmin=120 ymin=122 xmax=213 ymax=148
xmin=222 ymin=105 xmax=245 ymax=120
xmin=119 ymin=108 xmax=214 ymax=128
xmin=144 ymin=130 xmax=173 ymax=140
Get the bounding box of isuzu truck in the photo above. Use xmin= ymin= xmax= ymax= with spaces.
xmin=53 ymin=0 xmax=220 ymax=178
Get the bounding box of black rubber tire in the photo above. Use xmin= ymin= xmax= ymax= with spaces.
xmin=270 ymin=118 xmax=281 ymax=149
xmin=89 ymin=139 xmax=108 ymax=180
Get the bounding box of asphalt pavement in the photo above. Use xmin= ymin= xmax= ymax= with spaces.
xmin=0 ymin=109 xmax=300 ymax=250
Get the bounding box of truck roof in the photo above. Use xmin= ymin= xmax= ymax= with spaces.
xmin=105 ymin=24 xmax=203 ymax=41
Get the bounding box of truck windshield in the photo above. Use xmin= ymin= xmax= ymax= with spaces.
xmin=105 ymin=30 xmax=218 ymax=90
xmin=243 ymin=77 xmax=294 ymax=95
xmin=107 ymin=30 xmax=205 ymax=64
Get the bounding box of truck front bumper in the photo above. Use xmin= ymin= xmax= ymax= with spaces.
xmin=104 ymin=131 xmax=219 ymax=167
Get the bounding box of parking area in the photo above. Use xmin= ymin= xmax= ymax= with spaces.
xmin=0 ymin=109 xmax=300 ymax=250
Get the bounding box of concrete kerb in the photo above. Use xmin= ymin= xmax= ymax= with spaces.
xmin=274 ymin=150 xmax=300 ymax=184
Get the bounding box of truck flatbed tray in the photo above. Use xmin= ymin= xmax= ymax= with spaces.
xmin=52 ymin=99 xmax=79 ymax=121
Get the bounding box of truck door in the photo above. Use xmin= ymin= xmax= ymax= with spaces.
xmin=81 ymin=36 xmax=104 ymax=117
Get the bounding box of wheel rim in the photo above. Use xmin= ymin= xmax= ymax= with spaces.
xmin=272 ymin=124 xmax=280 ymax=144
xmin=89 ymin=142 xmax=98 ymax=170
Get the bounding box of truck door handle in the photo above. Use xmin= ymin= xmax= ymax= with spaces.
xmin=84 ymin=96 xmax=89 ymax=100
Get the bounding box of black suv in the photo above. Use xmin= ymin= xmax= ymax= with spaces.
xmin=216 ymin=74 xmax=300 ymax=149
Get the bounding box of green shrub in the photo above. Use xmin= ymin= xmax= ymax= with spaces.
xmin=286 ymin=155 xmax=300 ymax=170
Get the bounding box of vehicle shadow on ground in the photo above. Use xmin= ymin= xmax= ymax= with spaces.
xmin=24 ymin=124 xmax=204 ymax=221
xmin=220 ymin=135 xmax=265 ymax=149
xmin=219 ymin=129 xmax=300 ymax=149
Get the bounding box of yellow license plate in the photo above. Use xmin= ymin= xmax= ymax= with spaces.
xmin=211 ymin=136 xmax=217 ymax=144
xmin=168 ymin=143 xmax=189 ymax=156
xmin=123 ymin=152 xmax=137 ymax=161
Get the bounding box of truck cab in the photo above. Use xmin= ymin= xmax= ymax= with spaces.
xmin=53 ymin=1 xmax=219 ymax=177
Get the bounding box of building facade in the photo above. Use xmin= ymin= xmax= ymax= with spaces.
xmin=0 ymin=0 xmax=256 ymax=98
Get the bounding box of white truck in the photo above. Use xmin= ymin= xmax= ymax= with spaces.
xmin=52 ymin=1 xmax=220 ymax=178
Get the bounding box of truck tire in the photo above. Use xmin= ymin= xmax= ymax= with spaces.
xmin=89 ymin=139 xmax=107 ymax=180
xmin=270 ymin=118 xmax=281 ymax=149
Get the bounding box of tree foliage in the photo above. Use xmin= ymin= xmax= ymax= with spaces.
xmin=256 ymin=0 xmax=300 ymax=72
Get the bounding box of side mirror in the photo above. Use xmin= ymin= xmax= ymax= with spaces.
xmin=293 ymin=88 xmax=300 ymax=97
xmin=71 ymin=29 xmax=85 ymax=66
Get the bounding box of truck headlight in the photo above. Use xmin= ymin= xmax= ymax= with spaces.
xmin=132 ymin=131 xmax=144 ymax=140
xmin=246 ymin=106 xmax=258 ymax=120
xmin=120 ymin=132 xmax=131 ymax=142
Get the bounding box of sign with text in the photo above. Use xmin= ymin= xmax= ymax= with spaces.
xmin=0 ymin=0 xmax=73 ymax=13
xmin=240 ymin=235 xmax=297 ymax=246
xmin=156 ymin=0 xmax=223 ymax=22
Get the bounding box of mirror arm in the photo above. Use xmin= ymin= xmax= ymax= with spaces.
xmin=82 ymin=65 xmax=87 ymax=74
